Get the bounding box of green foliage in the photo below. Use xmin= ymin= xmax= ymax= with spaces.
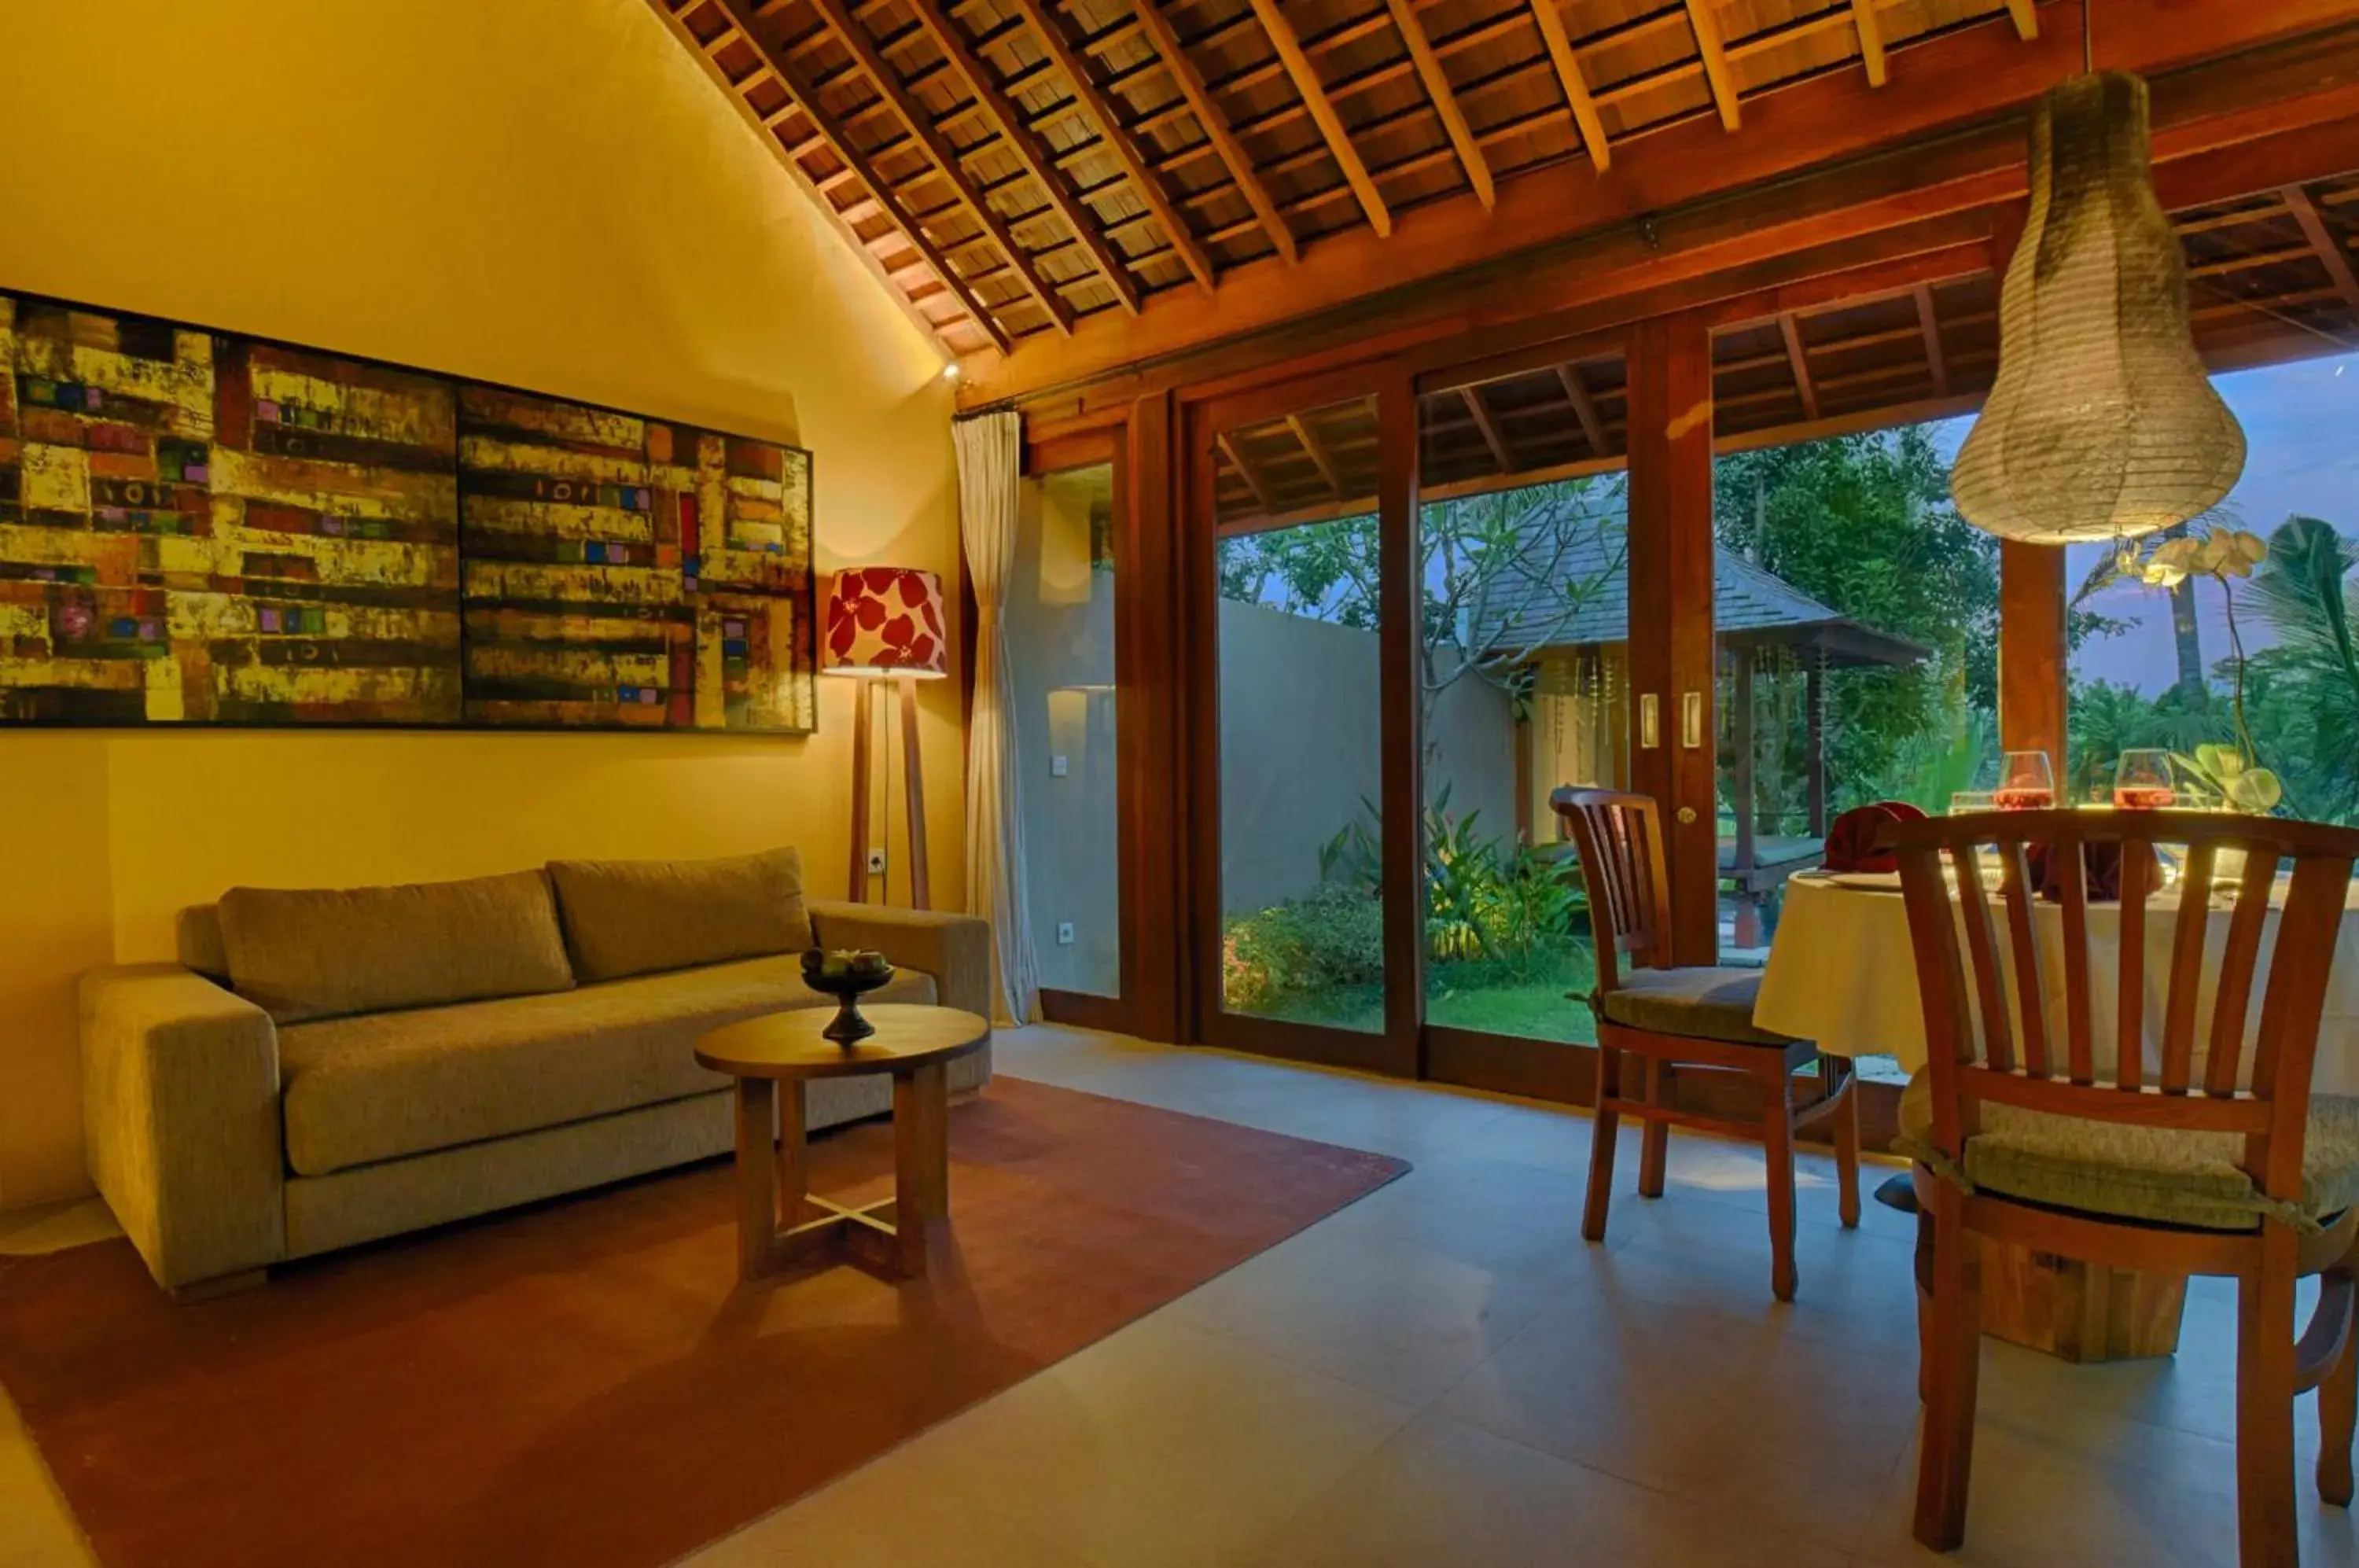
xmin=2239 ymin=516 xmax=2359 ymax=822
xmin=1221 ymin=882 xmax=1386 ymax=1012
xmin=2173 ymin=742 xmax=2283 ymax=814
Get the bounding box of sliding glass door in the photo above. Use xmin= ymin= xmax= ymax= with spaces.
xmin=1191 ymin=368 xmax=1418 ymax=1075
xmin=1411 ymin=340 xmax=1635 ymax=1096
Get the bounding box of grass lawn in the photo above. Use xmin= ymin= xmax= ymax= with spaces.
xmin=1228 ymin=946 xmax=1597 ymax=1043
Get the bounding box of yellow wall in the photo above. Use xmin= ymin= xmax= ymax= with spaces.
xmin=0 ymin=0 xmax=963 ymax=1205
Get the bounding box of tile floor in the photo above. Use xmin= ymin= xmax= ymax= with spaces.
xmin=5 ymin=1024 xmax=2358 ymax=1566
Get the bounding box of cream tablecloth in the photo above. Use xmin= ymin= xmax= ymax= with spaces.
xmin=1751 ymin=870 xmax=2359 ymax=1095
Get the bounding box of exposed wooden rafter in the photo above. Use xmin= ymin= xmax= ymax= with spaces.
xmin=1250 ymin=0 xmax=1394 ymax=237
xmin=797 ymin=0 xmax=1074 ymax=335
xmin=1684 ymin=0 xmax=1742 ymax=131
xmin=1216 ymin=431 xmax=1278 ymax=512
xmin=1556 ymin=363 xmax=1614 ymax=458
xmin=1525 ymin=0 xmax=1611 ymax=171
xmin=1777 ymin=311 xmax=1820 ymax=419
xmin=2282 ymin=182 xmax=2359 ymax=311
xmin=1460 ymin=385 xmax=1518 ymax=472
xmin=1130 ymin=0 xmax=1299 ymax=263
xmin=2003 ymin=0 xmax=2040 ymax=41
xmin=1005 ymin=0 xmax=1217 ymax=293
xmin=1287 ymin=413 xmax=1345 ymax=495
xmin=708 ymin=0 xmax=1013 ymax=352
xmin=1849 ymin=0 xmax=1888 ymax=87
xmin=1386 ymin=0 xmax=1494 ymax=209
xmin=1912 ymin=283 xmax=1949 ymax=394
xmin=900 ymin=0 xmax=1146 ymax=313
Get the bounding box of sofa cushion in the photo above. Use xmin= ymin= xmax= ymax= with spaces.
xmin=1896 ymin=1069 xmax=2359 ymax=1231
xmin=218 ymin=870 xmax=576 ymax=1025
xmin=278 ymin=955 xmax=937 ymax=1176
xmin=547 ymin=847 xmax=813 ymax=984
xmin=1598 ymin=966 xmax=1795 ymax=1047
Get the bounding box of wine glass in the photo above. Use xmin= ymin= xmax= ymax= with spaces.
xmin=2114 ymin=749 xmax=2176 ymax=809
xmin=1995 ymin=750 xmax=2055 ymax=811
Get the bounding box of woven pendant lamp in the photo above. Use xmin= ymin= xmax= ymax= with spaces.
xmin=1949 ymin=71 xmax=2244 ymax=544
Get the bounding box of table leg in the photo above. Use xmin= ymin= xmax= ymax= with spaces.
xmin=734 ymin=1077 xmax=780 ymax=1281
xmin=779 ymin=1078 xmax=808 ymax=1228
xmin=892 ymin=1062 xmax=951 ymax=1278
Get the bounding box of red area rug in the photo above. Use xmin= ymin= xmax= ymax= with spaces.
xmin=0 ymin=1077 xmax=1406 ymax=1568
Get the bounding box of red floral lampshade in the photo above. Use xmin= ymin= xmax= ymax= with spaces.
xmin=823 ymin=567 xmax=948 ymax=679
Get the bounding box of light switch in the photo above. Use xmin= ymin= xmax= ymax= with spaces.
xmin=1051 ymin=753 xmax=1069 ymax=777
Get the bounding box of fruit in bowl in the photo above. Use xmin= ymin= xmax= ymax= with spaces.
xmin=800 ymin=948 xmax=895 ymax=1044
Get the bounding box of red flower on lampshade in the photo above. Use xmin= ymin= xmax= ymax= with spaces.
xmin=824 ymin=567 xmax=948 ymax=679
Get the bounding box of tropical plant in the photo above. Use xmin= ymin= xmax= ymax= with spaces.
xmin=2242 ymin=514 xmax=2359 ymax=818
xmin=2114 ymin=523 xmax=2280 ymax=812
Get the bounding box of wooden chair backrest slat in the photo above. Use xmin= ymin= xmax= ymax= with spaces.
xmin=1551 ymin=789 xmax=1669 ymax=991
xmin=2160 ymin=841 xmax=2216 ymax=1094
xmin=2117 ymin=841 xmax=2149 ymax=1092
xmin=1886 ymin=809 xmax=2359 ymax=1214
xmin=2208 ymin=847 xmax=2283 ymax=1097
xmin=2059 ymin=833 xmax=2096 ymax=1085
xmin=1998 ymin=841 xmax=2049 ymax=1077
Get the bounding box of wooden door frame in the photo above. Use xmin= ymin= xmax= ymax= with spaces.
xmin=1181 ymin=360 xmax=1422 ymax=1079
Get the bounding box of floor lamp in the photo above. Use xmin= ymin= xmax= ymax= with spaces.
xmin=823 ymin=566 xmax=948 ymax=909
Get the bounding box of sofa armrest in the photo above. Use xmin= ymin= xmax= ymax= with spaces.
xmin=806 ymin=901 xmax=993 ymax=1022
xmin=81 ymin=965 xmax=285 ymax=1292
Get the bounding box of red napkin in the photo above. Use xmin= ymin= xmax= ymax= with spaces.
xmin=1820 ymin=801 xmax=1927 ymax=874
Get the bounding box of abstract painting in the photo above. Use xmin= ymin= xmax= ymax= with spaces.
xmin=457 ymin=385 xmax=815 ymax=732
xmin=0 ymin=297 xmax=461 ymax=724
xmin=0 ymin=288 xmax=816 ymax=733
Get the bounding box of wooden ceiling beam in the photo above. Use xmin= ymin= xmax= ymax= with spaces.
xmin=1386 ymin=0 xmax=1494 ymax=209
xmin=1777 ymin=311 xmax=1822 ymax=420
xmin=2003 ymin=0 xmax=2039 ymax=41
xmin=900 ymin=0 xmax=1146 ymax=313
xmin=1555 ymin=363 xmax=1614 ymax=458
xmin=1287 ymin=413 xmax=1346 ymax=496
xmin=1850 ymin=0 xmax=1888 ymax=87
xmin=1249 ymin=0 xmax=1393 ymax=237
xmin=1912 ymin=283 xmax=1950 ymax=395
xmin=704 ymin=0 xmax=1013 ymax=353
xmin=1523 ymin=0 xmax=1611 ymax=169
xmin=1460 ymin=385 xmax=1518 ymax=472
xmin=1684 ymin=0 xmax=1742 ymax=131
xmin=1007 ymin=0 xmax=1218 ymax=294
xmin=1130 ymin=2 xmax=1297 ymax=263
xmin=798 ymin=0 xmax=1076 ymax=335
xmin=2281 ymin=182 xmax=2359 ymax=312
xmin=1215 ymin=431 xmax=1279 ymax=513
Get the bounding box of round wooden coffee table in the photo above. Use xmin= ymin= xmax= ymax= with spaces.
xmin=695 ymin=1003 xmax=990 ymax=1283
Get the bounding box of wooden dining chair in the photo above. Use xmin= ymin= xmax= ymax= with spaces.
xmin=1886 ymin=808 xmax=2359 ymax=1567
xmin=1552 ymin=787 xmax=1860 ymax=1301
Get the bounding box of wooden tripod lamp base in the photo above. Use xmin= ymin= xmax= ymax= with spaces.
xmin=823 ymin=566 xmax=949 ymax=911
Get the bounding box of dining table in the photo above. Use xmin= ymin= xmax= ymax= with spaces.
xmin=1752 ymin=863 xmax=2359 ymax=1362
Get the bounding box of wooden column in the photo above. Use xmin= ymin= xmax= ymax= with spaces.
xmin=1123 ymin=391 xmax=1187 ymax=1043
xmin=1375 ymin=362 xmax=1425 ymax=1071
xmin=1626 ymin=312 xmax=1719 ymax=966
xmin=2000 ymin=540 xmax=2068 ymax=782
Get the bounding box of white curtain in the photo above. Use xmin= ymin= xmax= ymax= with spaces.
xmin=953 ymin=409 xmax=1042 ymax=1025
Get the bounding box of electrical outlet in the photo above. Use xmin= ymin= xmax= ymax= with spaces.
xmin=867 ymin=848 xmax=888 ymax=875
xmin=1055 ymin=922 xmax=1075 ymax=945
xmin=1051 ymin=753 xmax=1069 ymax=778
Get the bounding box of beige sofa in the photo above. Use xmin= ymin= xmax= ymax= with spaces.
xmin=79 ymin=848 xmax=992 ymax=1296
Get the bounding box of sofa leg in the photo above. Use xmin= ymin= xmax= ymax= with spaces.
xmin=170 ymin=1267 xmax=268 ymax=1303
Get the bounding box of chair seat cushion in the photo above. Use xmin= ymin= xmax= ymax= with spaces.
xmin=1598 ymin=966 xmax=1795 ymax=1047
xmin=1896 ymin=1069 xmax=2359 ymax=1231
xmin=280 ymin=956 xmax=937 ymax=1176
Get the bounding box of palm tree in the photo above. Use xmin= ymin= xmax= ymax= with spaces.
xmin=2243 ymin=515 xmax=2359 ymax=819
